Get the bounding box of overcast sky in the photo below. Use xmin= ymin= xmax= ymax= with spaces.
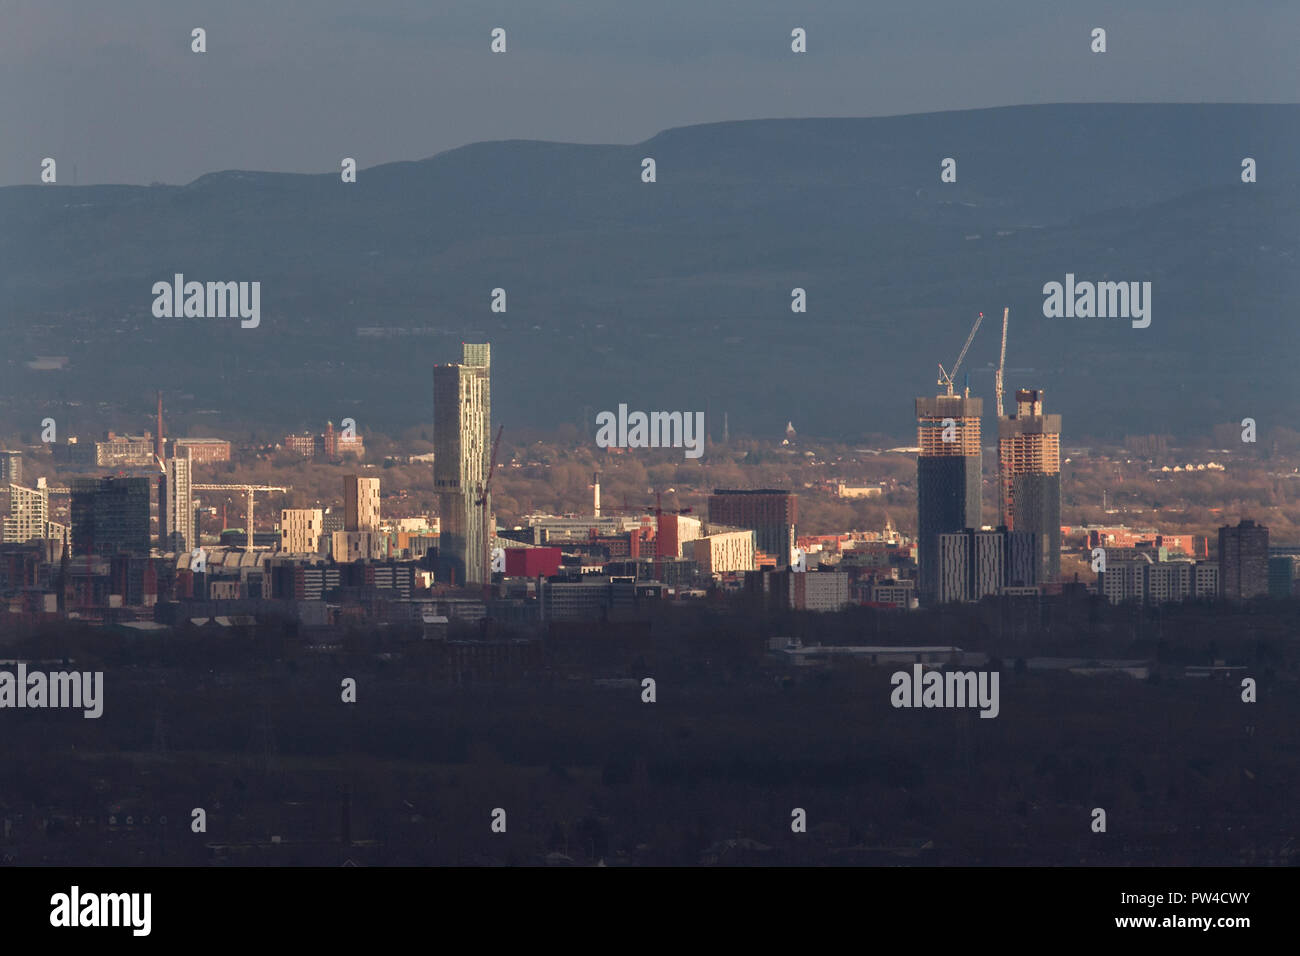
xmin=2 ymin=0 xmax=1296 ymax=186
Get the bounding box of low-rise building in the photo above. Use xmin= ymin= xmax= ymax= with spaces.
xmin=693 ymin=529 xmax=756 ymax=575
xmin=171 ymin=438 xmax=232 ymax=463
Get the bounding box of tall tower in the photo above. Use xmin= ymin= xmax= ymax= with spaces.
xmin=916 ymin=394 xmax=982 ymax=605
xmin=162 ymin=451 xmax=195 ymax=554
xmin=997 ymin=389 xmax=1061 ymax=582
xmin=343 ymin=475 xmax=381 ymax=531
xmin=433 ymin=343 xmax=491 ymax=586
xmin=155 ymin=391 xmax=165 ymax=463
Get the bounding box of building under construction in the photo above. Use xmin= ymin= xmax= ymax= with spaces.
xmin=916 ymin=394 xmax=983 ymax=605
xmin=997 ymin=388 xmax=1061 ymax=582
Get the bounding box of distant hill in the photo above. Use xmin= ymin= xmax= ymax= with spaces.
xmin=1 ymin=103 xmax=1296 ymax=441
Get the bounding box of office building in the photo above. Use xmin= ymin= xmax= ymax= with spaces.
xmin=706 ymin=490 xmax=797 ymax=567
xmin=998 ymin=389 xmax=1062 ymax=582
xmin=70 ymin=476 xmax=152 ymax=557
xmin=1219 ymin=519 xmax=1269 ymax=600
xmin=916 ymin=394 xmax=982 ymax=605
xmin=693 ymin=529 xmax=757 ymax=575
xmin=936 ymin=527 xmax=1039 ymax=603
xmin=744 ymin=568 xmax=851 ymax=611
xmin=433 ymin=343 xmax=491 ymax=586
xmin=789 ymin=570 xmax=851 ymax=611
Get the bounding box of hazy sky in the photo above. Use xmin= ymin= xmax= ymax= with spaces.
xmin=2 ymin=0 xmax=1296 ymax=186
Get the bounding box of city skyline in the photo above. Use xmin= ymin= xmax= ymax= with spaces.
xmin=2 ymin=2 xmax=1296 ymax=888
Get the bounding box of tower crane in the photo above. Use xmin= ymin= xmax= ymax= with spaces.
xmin=994 ymin=307 xmax=1009 ymax=418
xmin=191 ymin=484 xmax=290 ymax=553
xmin=937 ymin=311 xmax=985 ymax=397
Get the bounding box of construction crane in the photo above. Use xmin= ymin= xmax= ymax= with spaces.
xmin=474 ymin=424 xmax=504 ymax=598
xmin=937 ymin=311 xmax=985 ymax=397
xmin=994 ymin=307 xmax=1009 ymax=418
xmin=192 ymin=484 xmax=290 ymax=553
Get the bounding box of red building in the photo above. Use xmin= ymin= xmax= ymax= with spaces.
xmin=504 ymin=547 xmax=562 ymax=578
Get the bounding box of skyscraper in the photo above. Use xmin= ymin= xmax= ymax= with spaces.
xmin=70 ymin=476 xmax=151 ymax=557
xmin=433 ymin=343 xmax=491 ymax=586
xmin=916 ymin=394 xmax=982 ymax=605
xmin=160 ymin=453 xmax=195 ymax=554
xmin=1219 ymin=519 xmax=1269 ymax=600
xmin=998 ymin=388 xmax=1062 ymax=582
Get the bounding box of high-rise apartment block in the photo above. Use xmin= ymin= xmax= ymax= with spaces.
xmin=159 ymin=454 xmax=195 ymax=554
xmin=1219 ymin=519 xmax=1269 ymax=600
xmin=70 ymin=476 xmax=152 ymax=557
xmin=936 ymin=527 xmax=1039 ymax=603
xmin=336 ymin=475 xmax=382 ymax=559
xmin=916 ymin=394 xmax=982 ymax=605
xmin=706 ymin=490 xmax=797 ymax=567
xmin=433 ymin=343 xmax=492 ymax=586
xmin=4 ymin=481 xmax=49 ymax=544
xmin=344 ymin=475 xmax=381 ymax=532
xmin=997 ymin=388 xmax=1062 ymax=582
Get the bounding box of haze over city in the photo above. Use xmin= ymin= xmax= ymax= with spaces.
xmin=1 ymin=0 xmax=1295 ymax=925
